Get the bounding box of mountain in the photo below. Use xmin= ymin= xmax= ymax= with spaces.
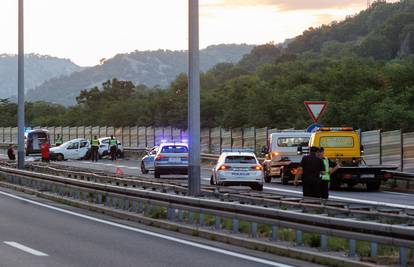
xmin=0 ymin=54 xmax=81 ymax=99
xmin=286 ymin=0 xmax=414 ymax=60
xmin=26 ymin=44 xmax=254 ymax=106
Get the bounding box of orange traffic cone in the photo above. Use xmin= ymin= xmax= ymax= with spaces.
xmin=116 ymin=167 xmax=123 ymax=176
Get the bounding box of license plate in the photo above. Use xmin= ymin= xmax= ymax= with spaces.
xmin=231 ymin=172 xmax=250 ymax=176
xmin=233 ymin=168 xmax=248 ymax=171
xmin=361 ymin=174 xmax=375 ymax=178
xmin=169 ymin=158 xmax=181 ymax=163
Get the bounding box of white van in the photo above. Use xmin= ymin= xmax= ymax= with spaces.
xmin=262 ymin=131 xmax=311 ymax=184
xmin=50 ymin=138 xmax=90 ymax=161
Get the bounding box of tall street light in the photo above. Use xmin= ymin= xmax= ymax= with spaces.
xmin=188 ymin=0 xmax=201 ymax=196
xmin=17 ymin=0 xmax=25 ymax=169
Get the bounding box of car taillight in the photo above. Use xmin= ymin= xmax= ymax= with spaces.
xmin=343 ymin=174 xmax=352 ymax=179
xmin=219 ymin=165 xmax=230 ymax=171
xmin=272 ymin=152 xmax=279 ymax=157
xmin=155 ymin=155 xmax=167 ymax=161
xmin=251 ymin=165 xmax=263 ymax=171
xmin=384 ymin=172 xmax=393 ymax=179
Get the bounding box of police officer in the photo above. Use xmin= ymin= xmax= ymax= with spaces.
xmin=109 ymin=135 xmax=117 ymax=161
xmin=318 ymin=147 xmax=340 ymax=199
xmin=91 ymin=136 xmax=100 ymax=162
xmin=55 ymin=134 xmax=63 ymax=147
xmin=294 ymin=146 xmax=325 ymax=198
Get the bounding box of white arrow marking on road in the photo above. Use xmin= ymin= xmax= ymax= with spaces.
xmin=4 ymin=242 xmax=48 ymax=256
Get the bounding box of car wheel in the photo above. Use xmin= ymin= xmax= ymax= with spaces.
xmin=118 ymin=150 xmax=124 ymax=159
xmin=251 ymin=184 xmax=263 ymax=191
xmin=210 ymin=175 xmax=215 ymax=185
xmin=57 ymin=154 xmax=64 ymax=161
xmin=141 ymin=162 xmax=149 ymax=174
xmin=366 ymin=181 xmax=381 ymax=192
xmin=154 ymin=171 xmax=160 ymax=178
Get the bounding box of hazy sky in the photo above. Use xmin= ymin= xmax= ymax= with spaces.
xmin=0 ymin=0 xmax=398 ymax=66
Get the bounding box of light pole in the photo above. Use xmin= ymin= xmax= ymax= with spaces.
xmin=188 ymin=0 xmax=201 ymax=196
xmin=17 ymin=0 xmax=25 ymax=169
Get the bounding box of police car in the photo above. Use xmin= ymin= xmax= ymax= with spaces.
xmin=140 ymin=146 xmax=158 ymax=174
xmin=211 ymin=149 xmax=264 ymax=191
xmin=153 ymin=141 xmax=189 ymax=178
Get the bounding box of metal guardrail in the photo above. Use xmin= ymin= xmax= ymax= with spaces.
xmin=0 ymin=165 xmax=413 ymax=266
xmin=23 ymin=162 xmax=414 ymax=223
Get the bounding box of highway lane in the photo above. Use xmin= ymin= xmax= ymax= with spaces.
xmin=0 ymin=188 xmax=318 ymax=267
xmin=54 ymin=158 xmax=414 ymax=209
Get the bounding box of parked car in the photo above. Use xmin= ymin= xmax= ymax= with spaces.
xmin=211 ymin=149 xmax=264 ymax=191
xmin=98 ymin=137 xmax=124 ymax=158
xmin=50 ymin=138 xmax=90 ymax=161
xmin=140 ymin=146 xmax=159 ymax=174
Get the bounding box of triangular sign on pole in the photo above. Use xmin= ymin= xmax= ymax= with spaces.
xmin=304 ymin=101 xmax=328 ymax=123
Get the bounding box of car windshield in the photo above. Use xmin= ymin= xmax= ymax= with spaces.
xmin=225 ymin=156 xmax=257 ymax=164
xmin=277 ymin=137 xmax=309 ymax=147
xmin=161 ymin=145 xmax=188 ymax=153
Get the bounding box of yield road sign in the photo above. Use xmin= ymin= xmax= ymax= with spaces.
xmin=304 ymin=101 xmax=328 ymax=123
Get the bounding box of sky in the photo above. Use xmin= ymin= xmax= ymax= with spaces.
xmin=0 ymin=0 xmax=399 ymax=66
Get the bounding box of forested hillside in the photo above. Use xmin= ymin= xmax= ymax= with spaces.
xmin=26 ymin=44 xmax=254 ymax=106
xmin=2 ymin=0 xmax=414 ymax=131
xmin=0 ymin=54 xmax=81 ymax=98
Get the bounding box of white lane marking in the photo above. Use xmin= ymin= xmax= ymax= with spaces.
xmin=382 ymin=191 xmax=414 ymax=197
xmin=4 ymin=241 xmax=48 ymax=256
xmin=0 ymin=191 xmax=293 ymax=267
xmin=264 ymin=186 xmax=414 ymax=210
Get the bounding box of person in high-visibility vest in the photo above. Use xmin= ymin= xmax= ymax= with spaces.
xmin=109 ymin=135 xmax=118 ymax=161
xmin=318 ymin=147 xmax=340 ymax=199
xmin=55 ymin=134 xmax=63 ymax=147
xmin=91 ymin=136 xmax=100 ymax=162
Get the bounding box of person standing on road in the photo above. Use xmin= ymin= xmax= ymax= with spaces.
xmin=41 ymin=141 xmax=50 ymax=163
xmin=109 ymin=135 xmax=117 ymax=161
xmin=91 ymin=136 xmax=100 ymax=162
xmin=318 ymin=147 xmax=340 ymax=200
xmin=7 ymin=144 xmax=15 ymax=160
xmin=294 ymin=146 xmax=325 ymax=198
xmin=55 ymin=134 xmax=63 ymax=147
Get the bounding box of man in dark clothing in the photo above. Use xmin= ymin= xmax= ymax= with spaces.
xmin=7 ymin=144 xmax=15 ymax=160
xmin=294 ymin=146 xmax=325 ymax=198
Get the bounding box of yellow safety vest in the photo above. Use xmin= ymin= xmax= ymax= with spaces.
xmin=91 ymin=139 xmax=99 ymax=146
xmin=109 ymin=139 xmax=117 ymax=146
xmin=321 ymin=158 xmax=330 ymax=181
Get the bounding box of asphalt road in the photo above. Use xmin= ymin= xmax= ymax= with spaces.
xmin=0 ymin=188 xmax=319 ymax=267
xmin=55 ymin=158 xmax=414 ymax=209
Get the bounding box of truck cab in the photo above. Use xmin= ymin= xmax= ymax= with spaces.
xmin=263 ymin=131 xmax=311 ymax=184
xmin=306 ymin=127 xmax=396 ymax=191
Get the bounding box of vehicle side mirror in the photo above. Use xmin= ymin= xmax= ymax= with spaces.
xmin=297 ymin=146 xmax=303 ymax=155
